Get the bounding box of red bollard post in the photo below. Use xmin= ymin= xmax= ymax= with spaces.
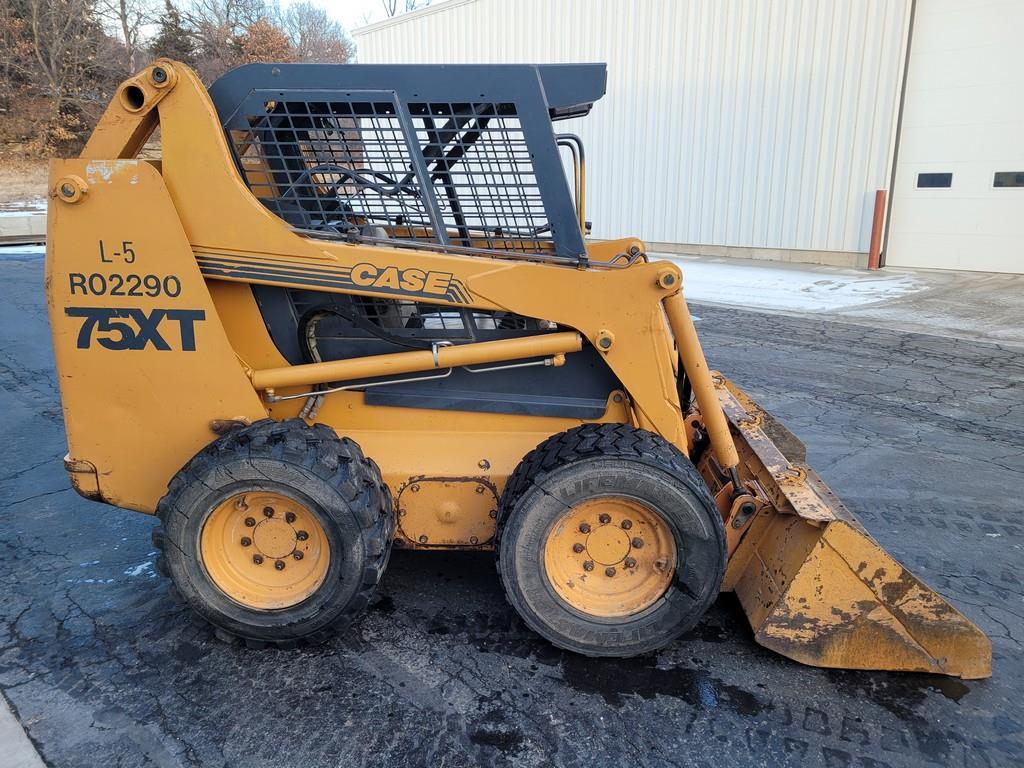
xmin=867 ymin=189 xmax=886 ymax=270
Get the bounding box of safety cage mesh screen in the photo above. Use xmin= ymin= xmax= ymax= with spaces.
xmin=229 ymin=99 xmax=555 ymax=254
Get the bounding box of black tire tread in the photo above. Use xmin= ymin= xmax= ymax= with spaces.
xmin=497 ymin=422 xmax=715 ymax=552
xmin=495 ymin=422 xmax=722 ymax=657
xmin=152 ymin=418 xmax=393 ymax=648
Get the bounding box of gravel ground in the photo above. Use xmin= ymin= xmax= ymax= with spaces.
xmin=0 ymin=250 xmax=1021 ymax=767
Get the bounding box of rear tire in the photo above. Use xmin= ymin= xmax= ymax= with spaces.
xmin=153 ymin=419 xmax=393 ymax=647
xmin=496 ymin=423 xmax=725 ymax=657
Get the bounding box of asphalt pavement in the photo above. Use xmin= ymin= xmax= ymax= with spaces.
xmin=0 ymin=249 xmax=1021 ymax=767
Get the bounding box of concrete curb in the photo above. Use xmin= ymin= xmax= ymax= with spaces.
xmin=0 ymin=213 xmax=46 ymax=244
xmin=0 ymin=213 xmax=46 ymax=234
xmin=0 ymin=693 xmax=46 ymax=768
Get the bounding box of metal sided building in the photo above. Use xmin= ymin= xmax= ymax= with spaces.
xmin=354 ymin=0 xmax=1023 ymax=274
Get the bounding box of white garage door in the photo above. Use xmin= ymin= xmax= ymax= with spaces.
xmin=886 ymin=0 xmax=1024 ymax=274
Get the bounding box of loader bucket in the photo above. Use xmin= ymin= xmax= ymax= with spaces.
xmin=713 ymin=378 xmax=992 ymax=679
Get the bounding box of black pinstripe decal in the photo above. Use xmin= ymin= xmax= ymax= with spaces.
xmin=195 ymin=252 xmax=472 ymax=305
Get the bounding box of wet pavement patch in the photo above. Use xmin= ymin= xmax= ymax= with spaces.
xmin=559 ymin=652 xmax=765 ymax=713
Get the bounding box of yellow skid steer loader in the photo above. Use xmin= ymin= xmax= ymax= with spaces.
xmin=45 ymin=60 xmax=991 ymax=677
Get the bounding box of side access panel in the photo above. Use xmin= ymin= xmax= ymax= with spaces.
xmin=46 ymin=159 xmax=266 ymax=512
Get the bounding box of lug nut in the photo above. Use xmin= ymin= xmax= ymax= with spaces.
xmin=475 ymin=485 xmax=485 ymax=494
xmin=418 ymin=535 xmax=428 ymax=543
xmin=410 ymin=484 xmax=420 ymax=492
xmin=489 ymin=509 xmax=497 ymax=519
xmin=252 ymin=554 xmax=263 ymax=565
xmin=624 ymin=557 xmax=637 ymax=568
xmin=478 ymin=459 xmax=490 ymax=470
xmin=263 ymin=506 xmax=274 ymax=518
xmin=605 ymin=567 xmax=616 ymax=577
xmin=274 ymin=560 xmax=285 ymax=570
xmin=572 ymin=543 xmax=585 ymax=553
xmin=240 ymin=537 xmax=252 ymax=547
xmin=285 ymin=511 xmax=296 ymax=524
xmin=244 ymin=517 xmax=256 ymax=527
xmin=296 ymin=530 xmax=309 ymax=541
xmin=293 ymin=551 xmax=303 ymax=560
xmin=621 ymin=520 xmax=632 ymax=530
xmin=579 ymin=523 xmax=591 ymax=534
xmin=632 ymin=537 xmax=644 ymax=549
xmin=654 ymin=558 xmax=668 ymax=571
xmin=598 ymin=513 xmax=611 ymax=524
xmin=582 ymin=560 xmax=594 ymax=572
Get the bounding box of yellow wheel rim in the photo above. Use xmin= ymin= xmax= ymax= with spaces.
xmin=543 ymin=497 xmax=677 ymax=618
xmin=200 ymin=491 xmax=330 ymax=610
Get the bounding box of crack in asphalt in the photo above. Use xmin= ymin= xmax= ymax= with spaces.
xmin=1 ymin=487 xmax=73 ymax=510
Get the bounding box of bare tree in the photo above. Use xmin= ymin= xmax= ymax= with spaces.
xmin=380 ymin=0 xmax=430 ymax=18
xmin=97 ymin=0 xmax=152 ymax=73
xmin=180 ymin=0 xmax=267 ymax=80
xmin=279 ymin=1 xmax=354 ymax=63
xmin=182 ymin=0 xmax=264 ymax=30
xmin=0 ymin=0 xmax=121 ymax=152
xmin=22 ymin=0 xmax=113 ymax=120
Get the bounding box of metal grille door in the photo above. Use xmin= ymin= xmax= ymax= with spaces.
xmin=228 ymin=96 xmax=553 ymax=255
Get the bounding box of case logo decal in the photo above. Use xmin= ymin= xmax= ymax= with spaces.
xmin=349 ymin=263 xmax=452 ymax=296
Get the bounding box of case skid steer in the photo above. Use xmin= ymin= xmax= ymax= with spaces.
xmin=46 ymin=60 xmax=991 ymax=677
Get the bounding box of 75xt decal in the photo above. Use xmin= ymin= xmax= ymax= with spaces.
xmin=65 ymin=307 xmax=205 ymax=351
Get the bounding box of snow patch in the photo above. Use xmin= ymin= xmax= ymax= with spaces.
xmin=0 ymin=210 xmax=45 ymax=218
xmin=0 ymin=199 xmax=46 ymax=214
xmin=123 ymin=561 xmax=154 ymax=577
xmin=0 ymin=245 xmax=45 ymax=258
xmin=662 ymin=256 xmax=925 ymax=313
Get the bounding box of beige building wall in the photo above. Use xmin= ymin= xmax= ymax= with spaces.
xmin=355 ymin=0 xmax=912 ymax=267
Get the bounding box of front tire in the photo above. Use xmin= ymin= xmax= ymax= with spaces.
xmin=153 ymin=419 xmax=393 ymax=647
xmin=496 ymin=423 xmax=725 ymax=657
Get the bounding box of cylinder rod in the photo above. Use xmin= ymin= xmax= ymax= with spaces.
xmin=663 ymin=291 xmax=740 ymax=470
xmin=250 ymin=331 xmax=583 ymax=391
